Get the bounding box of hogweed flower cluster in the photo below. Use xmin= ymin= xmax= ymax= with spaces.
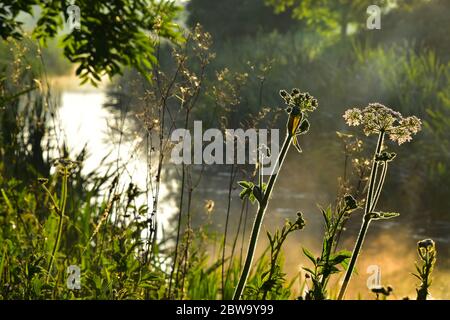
xmin=338 ymin=103 xmax=422 ymax=300
xmin=343 ymin=103 xmax=422 ymax=144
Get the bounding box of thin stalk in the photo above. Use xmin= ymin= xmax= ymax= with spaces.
xmin=167 ymin=102 xmax=190 ymax=298
xmin=46 ymin=173 xmax=68 ymax=283
xmin=239 ymin=199 xmax=249 ymax=268
xmin=233 ymin=131 xmax=293 ymax=300
xmin=226 ymin=196 xmax=247 ymax=288
xmin=338 ymin=132 xmax=384 ymax=300
xmin=168 ymin=157 xmax=185 ymax=298
xmin=222 ymin=164 xmax=235 ymax=299
xmin=370 ymin=162 xmax=388 ymax=213
xmin=180 ymin=185 xmax=193 ymax=298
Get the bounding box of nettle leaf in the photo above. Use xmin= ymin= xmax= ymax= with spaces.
xmin=370 ymin=211 xmax=400 ymax=220
xmin=302 ymin=247 xmax=316 ymax=266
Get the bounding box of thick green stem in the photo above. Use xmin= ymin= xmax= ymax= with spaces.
xmin=233 ymin=132 xmax=293 ymax=300
xmin=338 ymin=132 xmax=384 ymax=300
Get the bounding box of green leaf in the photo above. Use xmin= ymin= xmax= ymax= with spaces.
xmin=320 ymin=207 xmax=331 ymax=229
xmin=302 ymin=247 xmax=316 ymax=266
xmin=239 ymin=188 xmax=251 ymax=200
xmin=330 ymin=250 xmax=352 ymax=265
xmin=238 ymin=181 xmax=253 ymax=188
xmin=248 ymin=192 xmax=257 ymax=204
xmin=302 ymin=267 xmax=316 ymax=275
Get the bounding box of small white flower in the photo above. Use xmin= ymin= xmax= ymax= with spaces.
xmin=343 ymin=103 xmax=422 ymax=145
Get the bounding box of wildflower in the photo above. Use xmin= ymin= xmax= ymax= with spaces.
xmin=343 ymin=103 xmax=422 ymax=145
xmin=280 ymin=88 xmax=317 ymax=152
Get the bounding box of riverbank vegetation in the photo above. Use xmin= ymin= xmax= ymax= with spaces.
xmin=0 ymin=0 xmax=449 ymax=299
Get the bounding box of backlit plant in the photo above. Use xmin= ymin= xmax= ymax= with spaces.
xmin=413 ymin=239 xmax=437 ymax=300
xmin=233 ymin=88 xmax=317 ymax=300
xmin=337 ymin=103 xmax=422 ymax=299
xmin=302 ymin=195 xmax=357 ymax=300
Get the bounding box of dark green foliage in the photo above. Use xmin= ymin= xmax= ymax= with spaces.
xmin=258 ymin=213 xmax=305 ymax=300
xmin=266 ymin=0 xmax=386 ymax=39
xmin=0 ymin=0 xmax=182 ymax=85
xmin=186 ymin=0 xmax=299 ymax=41
xmin=302 ymin=199 xmax=356 ymax=300
xmin=365 ymin=0 xmax=450 ymax=61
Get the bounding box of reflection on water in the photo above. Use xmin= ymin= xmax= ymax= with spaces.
xmin=187 ymin=164 xmax=450 ymax=299
xmin=58 ymin=90 xmax=178 ymax=232
xmin=58 ymin=89 xmax=450 ymax=299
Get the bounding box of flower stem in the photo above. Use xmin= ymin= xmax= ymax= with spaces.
xmin=233 ymin=132 xmax=293 ymax=300
xmin=338 ymin=132 xmax=384 ymax=300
